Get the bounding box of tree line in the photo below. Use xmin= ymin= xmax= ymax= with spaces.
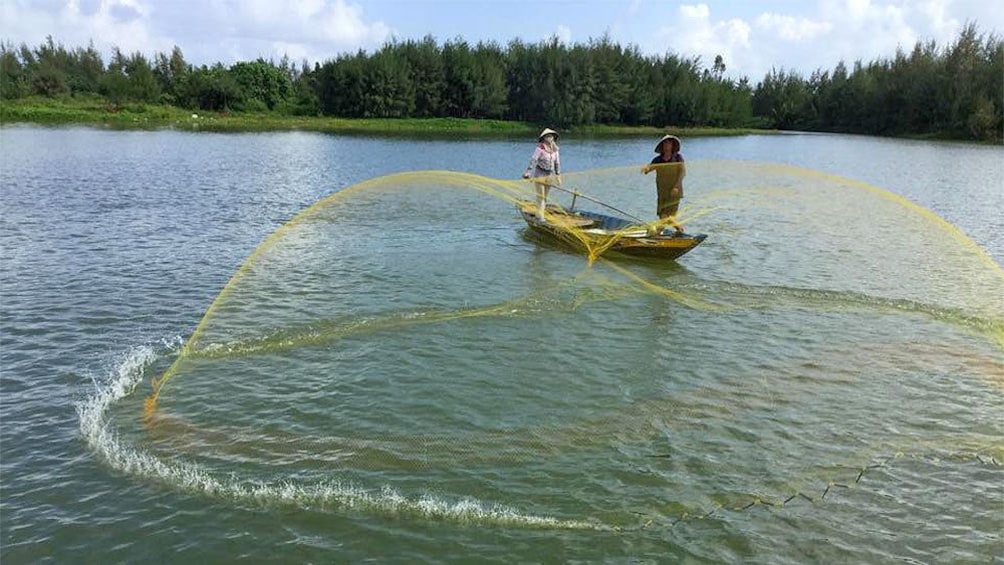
xmin=1 ymin=25 xmax=1000 ymax=141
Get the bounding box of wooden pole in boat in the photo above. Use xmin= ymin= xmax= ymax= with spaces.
xmin=546 ymin=184 xmax=646 ymax=224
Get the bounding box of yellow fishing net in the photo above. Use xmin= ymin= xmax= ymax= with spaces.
xmin=121 ymin=160 xmax=1002 ymax=528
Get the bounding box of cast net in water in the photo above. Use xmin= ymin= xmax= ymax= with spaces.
xmin=84 ymin=161 xmax=1003 ymax=530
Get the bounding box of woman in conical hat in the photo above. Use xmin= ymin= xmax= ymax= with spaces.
xmin=641 ymin=134 xmax=685 ymax=233
xmin=652 ymin=134 xmax=680 ymax=154
xmin=522 ymin=128 xmax=561 ymax=219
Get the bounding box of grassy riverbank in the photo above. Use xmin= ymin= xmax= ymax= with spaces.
xmin=1 ymin=95 xmax=772 ymax=138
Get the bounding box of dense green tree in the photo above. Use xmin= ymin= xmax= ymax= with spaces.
xmin=654 ymin=55 xmax=703 ymax=126
xmin=441 ymin=38 xmax=477 ymax=118
xmin=98 ymin=48 xmax=159 ymax=104
xmin=315 ymin=51 xmax=367 ymax=116
xmin=398 ymin=36 xmax=446 ymax=117
xmin=32 ymin=65 xmax=68 ymax=96
xmin=229 ymin=59 xmax=291 ymax=110
xmin=0 ymin=42 xmax=26 ymax=99
xmin=503 ymin=39 xmax=541 ymax=122
xmin=2 ymin=29 xmax=999 ymax=141
xmin=154 ymin=46 xmax=188 ymax=103
xmin=753 ymin=68 xmax=814 ymax=130
xmin=360 ymin=47 xmax=415 ymax=117
xmin=123 ymin=51 xmax=160 ymax=102
xmin=588 ymin=36 xmax=629 ymax=123
xmin=178 ymin=64 xmax=242 ymax=110
xmin=548 ymin=44 xmax=595 ymax=126
xmin=471 ymin=41 xmax=507 ymax=118
xmin=99 ymin=48 xmax=129 ymax=104
xmin=280 ymin=59 xmax=320 ymax=116
xmin=67 ymin=42 xmax=103 ymax=94
xmin=620 ymin=49 xmax=656 ymax=125
xmin=28 ymin=36 xmax=71 ymax=96
xmin=753 ymin=22 xmax=1002 ymax=140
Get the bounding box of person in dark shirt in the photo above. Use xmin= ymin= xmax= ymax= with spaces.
xmin=641 ymin=134 xmax=685 ymax=233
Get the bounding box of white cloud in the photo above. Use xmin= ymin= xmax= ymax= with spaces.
xmin=813 ymin=0 xmax=920 ymax=65
xmin=316 ymin=0 xmax=392 ymax=47
xmin=2 ymin=0 xmax=393 ymax=65
xmin=649 ymin=3 xmax=751 ymax=74
xmin=272 ymin=41 xmax=310 ymax=64
xmin=754 ymin=13 xmax=832 ymax=41
xmin=679 ymin=3 xmax=709 ymax=19
xmin=642 ymin=0 xmax=992 ymax=81
xmin=917 ymin=0 xmax=955 ymax=34
xmin=555 ymin=24 xmax=572 ymax=44
xmin=194 ymin=0 xmax=393 ymax=62
xmin=843 ymin=0 xmax=872 ymax=21
xmin=1 ymin=0 xmax=171 ymax=56
xmin=626 ymin=0 xmax=642 ymax=17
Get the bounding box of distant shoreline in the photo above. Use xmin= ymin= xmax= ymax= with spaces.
xmin=0 ymin=96 xmax=773 ymax=138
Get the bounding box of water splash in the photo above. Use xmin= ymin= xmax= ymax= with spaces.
xmin=79 ymin=346 xmax=606 ymax=530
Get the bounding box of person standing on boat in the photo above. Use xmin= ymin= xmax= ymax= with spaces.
xmin=641 ymin=134 xmax=685 ymax=233
xmin=522 ymin=128 xmax=562 ymax=219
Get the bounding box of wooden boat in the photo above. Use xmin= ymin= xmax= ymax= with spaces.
xmin=517 ymin=200 xmax=706 ymax=260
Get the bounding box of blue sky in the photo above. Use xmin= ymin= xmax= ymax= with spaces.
xmin=2 ymin=0 xmax=1001 ymax=80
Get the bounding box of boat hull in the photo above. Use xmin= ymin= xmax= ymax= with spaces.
xmin=517 ymin=202 xmax=706 ymax=260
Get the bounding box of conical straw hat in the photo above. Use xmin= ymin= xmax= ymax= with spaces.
xmin=655 ymin=134 xmax=681 ymax=152
xmin=538 ymin=128 xmax=560 ymax=141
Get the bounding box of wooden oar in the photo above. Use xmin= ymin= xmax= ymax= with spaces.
xmin=544 ymin=183 xmax=646 ymax=223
